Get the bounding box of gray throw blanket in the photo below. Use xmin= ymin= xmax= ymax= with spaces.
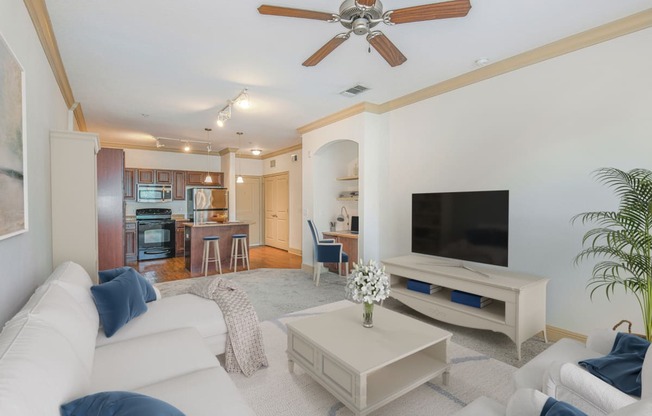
xmin=155 ymin=276 xmax=268 ymax=376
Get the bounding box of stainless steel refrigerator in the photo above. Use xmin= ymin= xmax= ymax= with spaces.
xmin=187 ymin=187 xmax=228 ymax=223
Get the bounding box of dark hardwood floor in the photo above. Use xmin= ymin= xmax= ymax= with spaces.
xmin=127 ymin=245 xmax=302 ymax=283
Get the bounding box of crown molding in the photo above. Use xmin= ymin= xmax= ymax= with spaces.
xmin=218 ymin=147 xmax=238 ymax=156
xmin=262 ymin=143 xmax=302 ymax=160
xmin=237 ymin=153 xmax=262 ymax=160
xmin=297 ymin=102 xmax=382 ymax=134
xmin=23 ymin=0 xmax=87 ymax=131
xmin=297 ymin=8 xmax=652 ymax=134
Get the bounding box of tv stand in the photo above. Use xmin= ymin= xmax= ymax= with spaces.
xmin=383 ymin=254 xmax=549 ymax=360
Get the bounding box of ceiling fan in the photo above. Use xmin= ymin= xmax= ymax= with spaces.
xmin=258 ymin=0 xmax=471 ymax=67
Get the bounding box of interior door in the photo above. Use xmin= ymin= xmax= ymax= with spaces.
xmin=236 ymin=176 xmax=262 ymax=246
xmin=264 ymin=172 xmax=289 ymax=250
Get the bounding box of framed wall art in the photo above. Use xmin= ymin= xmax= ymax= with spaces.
xmin=0 ymin=31 xmax=27 ymax=240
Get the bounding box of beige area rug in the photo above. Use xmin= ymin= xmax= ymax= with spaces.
xmin=229 ymin=300 xmax=516 ymax=416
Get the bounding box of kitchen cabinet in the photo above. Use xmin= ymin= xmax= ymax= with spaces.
xmin=156 ymin=170 xmax=173 ymax=184
xmin=186 ymin=171 xmax=224 ymax=187
xmin=125 ymin=222 xmax=137 ymax=262
xmin=175 ymin=221 xmax=185 ymax=257
xmin=138 ymin=169 xmax=155 ymax=184
xmin=173 ymin=170 xmax=186 ymax=200
xmin=124 ymin=168 xmax=135 ymax=200
xmin=322 ymin=231 xmax=358 ymax=274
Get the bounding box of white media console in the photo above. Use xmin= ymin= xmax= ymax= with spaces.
xmin=383 ymin=254 xmax=549 ymax=360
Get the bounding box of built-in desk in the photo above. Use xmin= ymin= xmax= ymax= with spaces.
xmin=322 ymin=231 xmax=358 ymax=274
xmin=184 ymin=222 xmax=249 ymax=273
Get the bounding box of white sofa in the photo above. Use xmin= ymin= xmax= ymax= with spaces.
xmin=0 ymin=261 xmax=255 ymax=415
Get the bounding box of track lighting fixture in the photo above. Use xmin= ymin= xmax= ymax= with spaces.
xmin=216 ymin=88 xmax=250 ymax=128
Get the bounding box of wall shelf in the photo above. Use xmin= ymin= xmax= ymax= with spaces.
xmin=337 ymin=196 xmax=358 ymax=201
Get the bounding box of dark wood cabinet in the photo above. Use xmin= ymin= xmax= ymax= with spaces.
xmin=185 ymin=171 xmax=207 ymax=186
xmin=123 ymin=168 xmax=135 ymax=200
xmin=97 ymin=148 xmax=125 ymax=270
xmin=125 ymin=222 xmax=137 ymax=262
xmin=156 ymin=170 xmax=173 ymax=184
xmin=175 ymin=222 xmax=185 ymax=257
xmin=138 ymin=169 xmax=155 ymax=184
xmin=173 ymin=170 xmax=186 ymax=200
xmin=211 ymin=172 xmax=224 ymax=187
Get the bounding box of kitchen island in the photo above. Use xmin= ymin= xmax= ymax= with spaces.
xmin=184 ymin=222 xmax=249 ymax=274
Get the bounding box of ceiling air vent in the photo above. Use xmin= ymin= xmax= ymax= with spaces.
xmin=340 ymin=84 xmax=370 ymax=97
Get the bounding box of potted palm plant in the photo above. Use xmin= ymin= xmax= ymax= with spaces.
xmin=573 ymin=168 xmax=652 ymax=340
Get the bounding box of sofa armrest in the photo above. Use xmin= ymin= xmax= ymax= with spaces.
xmin=544 ymin=361 xmax=637 ymax=415
xmin=506 ymin=388 xmax=549 ymax=416
xmin=586 ymin=329 xmax=618 ymax=355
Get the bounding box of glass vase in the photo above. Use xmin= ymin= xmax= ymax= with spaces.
xmin=362 ymin=302 xmax=374 ymax=328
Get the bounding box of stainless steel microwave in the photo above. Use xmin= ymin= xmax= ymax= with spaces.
xmin=137 ymin=184 xmax=172 ymax=203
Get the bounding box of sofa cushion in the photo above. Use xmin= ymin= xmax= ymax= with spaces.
xmin=91 ymin=270 xmax=148 ymax=337
xmin=135 ymin=367 xmax=256 ymax=416
xmin=45 ymin=260 xmax=94 ymax=288
xmin=3 ymin=283 xmax=97 ymax=373
xmin=90 ymin=328 xmax=219 ymax=392
xmin=52 ymin=280 xmax=100 ymax=328
xmin=99 ymin=267 xmax=157 ymax=303
xmin=0 ymin=320 xmax=89 ymax=415
xmin=95 ymin=293 xmax=226 ymax=354
xmin=61 ymin=391 xmax=184 ymax=416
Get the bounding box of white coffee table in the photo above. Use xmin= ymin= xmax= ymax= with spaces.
xmin=286 ymin=304 xmax=451 ymax=416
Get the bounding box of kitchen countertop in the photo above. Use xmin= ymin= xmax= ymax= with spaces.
xmin=183 ymin=221 xmax=247 ymax=228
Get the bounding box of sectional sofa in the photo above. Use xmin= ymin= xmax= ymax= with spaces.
xmin=0 ymin=261 xmax=255 ymax=415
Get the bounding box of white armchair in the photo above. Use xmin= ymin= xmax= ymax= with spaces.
xmin=453 ymin=389 xmax=652 ymax=416
xmin=512 ymin=329 xmax=652 ymax=415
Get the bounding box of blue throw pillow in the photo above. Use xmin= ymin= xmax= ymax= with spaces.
xmin=60 ymin=391 xmax=184 ymax=416
xmin=98 ymin=267 xmax=157 ymax=303
xmin=541 ymin=397 xmax=587 ymax=415
xmin=91 ymin=269 xmax=148 ymax=337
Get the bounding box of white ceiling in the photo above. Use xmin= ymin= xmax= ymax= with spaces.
xmin=45 ymin=0 xmax=650 ymax=154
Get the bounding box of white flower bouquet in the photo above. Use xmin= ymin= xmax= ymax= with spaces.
xmin=345 ymin=259 xmax=391 ymax=304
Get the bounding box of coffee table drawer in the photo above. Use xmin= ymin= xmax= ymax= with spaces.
xmin=289 ymin=332 xmax=315 ymax=366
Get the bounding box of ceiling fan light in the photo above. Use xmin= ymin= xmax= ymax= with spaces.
xmin=251 ymin=149 xmax=262 ymax=156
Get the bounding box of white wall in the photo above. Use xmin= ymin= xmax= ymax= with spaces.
xmin=0 ymin=1 xmax=69 ymax=325
xmin=303 ymin=28 xmax=652 ymax=335
xmin=263 ymin=149 xmax=302 ymax=253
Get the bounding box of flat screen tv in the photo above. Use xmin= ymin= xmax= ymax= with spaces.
xmin=412 ymin=190 xmax=509 ymax=267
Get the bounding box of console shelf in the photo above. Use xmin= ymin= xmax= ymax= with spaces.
xmin=383 ymin=254 xmax=549 ymax=360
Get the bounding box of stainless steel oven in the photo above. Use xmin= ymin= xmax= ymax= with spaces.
xmin=136 ymin=208 xmax=175 ymax=261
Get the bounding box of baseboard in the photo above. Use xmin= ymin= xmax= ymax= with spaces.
xmin=288 ymin=248 xmax=302 ymax=256
xmin=302 ymin=264 xmax=313 ymax=274
xmin=544 ymin=325 xmax=587 ymax=343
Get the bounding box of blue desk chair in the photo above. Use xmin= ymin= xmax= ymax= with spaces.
xmin=307 ymin=219 xmax=349 ymax=286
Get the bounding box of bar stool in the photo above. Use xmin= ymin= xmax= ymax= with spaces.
xmin=230 ymin=234 xmax=249 ymax=272
xmin=201 ymin=236 xmax=222 ymax=276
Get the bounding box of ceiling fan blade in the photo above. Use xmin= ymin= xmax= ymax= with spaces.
xmin=356 ymin=0 xmax=377 ymax=7
xmin=257 ymin=5 xmax=334 ymax=21
xmin=303 ymin=34 xmax=350 ymax=67
xmin=367 ymin=31 xmax=407 ymax=67
xmin=387 ymin=0 xmax=471 ymax=24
